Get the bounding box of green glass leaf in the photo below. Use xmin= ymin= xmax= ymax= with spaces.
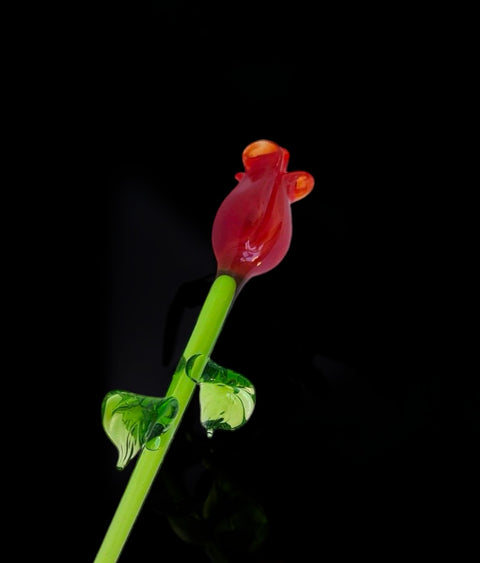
xmin=101 ymin=390 xmax=179 ymax=470
xmin=186 ymin=355 xmax=256 ymax=437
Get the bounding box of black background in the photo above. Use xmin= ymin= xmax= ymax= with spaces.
xmin=48 ymin=6 xmax=477 ymax=562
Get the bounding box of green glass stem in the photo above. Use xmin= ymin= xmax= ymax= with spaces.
xmin=94 ymin=274 xmax=237 ymax=563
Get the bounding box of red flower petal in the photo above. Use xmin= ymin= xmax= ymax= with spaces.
xmin=212 ymin=139 xmax=314 ymax=287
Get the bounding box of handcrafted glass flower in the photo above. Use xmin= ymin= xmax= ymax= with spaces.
xmin=96 ymin=140 xmax=315 ymax=563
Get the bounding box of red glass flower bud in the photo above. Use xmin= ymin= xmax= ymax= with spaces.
xmin=212 ymin=139 xmax=314 ymax=287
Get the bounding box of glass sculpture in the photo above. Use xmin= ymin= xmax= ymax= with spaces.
xmin=95 ymin=139 xmax=315 ymax=562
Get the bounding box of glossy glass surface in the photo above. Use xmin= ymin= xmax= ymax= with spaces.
xmin=186 ymin=354 xmax=256 ymax=437
xmin=101 ymin=391 xmax=179 ymax=469
xmin=212 ymin=139 xmax=314 ymax=285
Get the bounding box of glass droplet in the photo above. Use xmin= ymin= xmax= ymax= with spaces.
xmin=186 ymin=355 xmax=256 ymax=438
xmin=101 ymin=390 xmax=179 ymax=470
